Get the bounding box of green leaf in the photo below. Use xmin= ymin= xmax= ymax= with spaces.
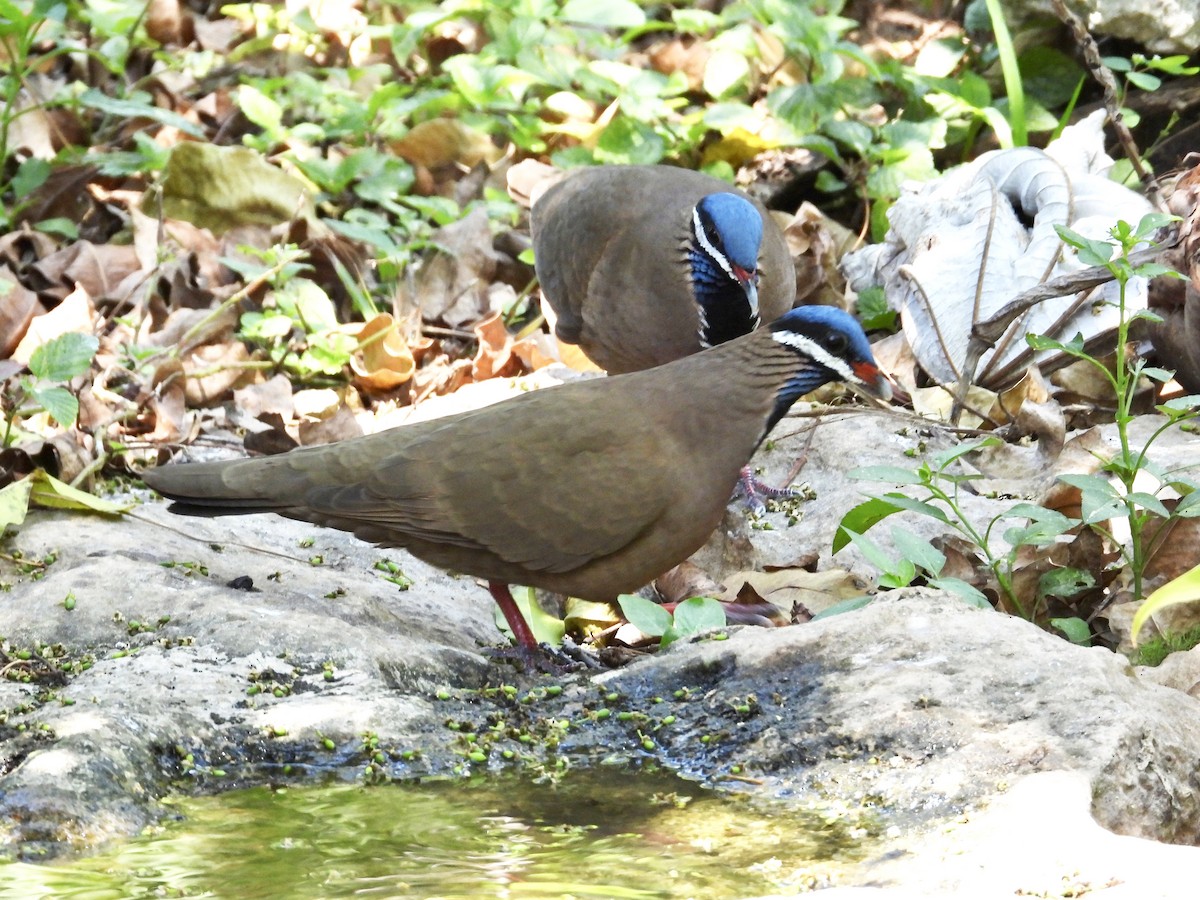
xmin=1134 ymin=211 xmax=1181 ymax=235
xmin=1143 ymin=55 xmax=1200 ymax=76
xmin=1057 ymin=473 xmax=1118 ymax=497
xmin=1038 ymin=567 xmax=1095 ymax=600
xmin=595 ymin=116 xmax=665 ymax=166
xmin=890 ymin=526 xmax=945 ymax=577
xmin=929 ymin=436 xmax=1000 ymax=469
xmin=12 ymin=158 xmax=51 ymax=199
xmin=876 ymin=493 xmax=952 ymax=523
xmin=1174 ymin=491 xmax=1200 ymax=517
xmin=843 ymin=529 xmax=915 ymax=588
xmin=929 ymin=577 xmax=992 ymax=608
xmin=560 ymin=0 xmax=645 ymax=29
xmin=856 ymin=286 xmax=897 ymax=332
xmin=662 ymin=597 xmax=726 ymax=646
xmin=33 ymin=217 xmax=79 ymax=239
xmin=29 ymin=469 xmax=132 ymax=514
xmin=1050 ymin=616 xmax=1092 ymax=645
xmin=1161 ymin=395 xmax=1200 ymax=413
xmin=28 ymin=332 xmax=99 ymax=382
xmin=617 ymin=593 xmax=673 ymax=638
xmin=811 ymin=595 xmax=874 ymax=620
xmin=834 ymin=497 xmax=904 ymax=552
xmin=1126 ymin=491 xmax=1171 ymax=518
xmin=671 ymin=8 xmax=720 ymax=32
xmin=79 ymin=88 xmax=206 ymax=138
xmin=1003 ymin=502 xmax=1080 ymax=524
xmin=0 ymin=478 xmax=33 ymax=534
xmin=1132 ymin=564 xmax=1200 ymax=645
xmin=236 ymin=84 xmax=284 ymax=137
xmin=32 ymin=386 xmax=79 ymax=429
xmin=1142 ymin=366 xmax=1174 ymax=382
xmin=1125 ymin=71 xmax=1161 ymax=92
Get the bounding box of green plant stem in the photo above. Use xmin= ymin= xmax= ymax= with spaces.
xmin=982 ymin=0 xmax=1025 ymax=147
xmin=931 ymin=479 xmax=1026 ymax=617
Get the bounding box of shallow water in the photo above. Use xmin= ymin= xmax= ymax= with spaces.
xmin=1 ymin=772 xmax=863 ymax=899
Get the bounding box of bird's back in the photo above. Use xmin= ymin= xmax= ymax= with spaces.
xmin=532 ymin=165 xmax=796 ymax=373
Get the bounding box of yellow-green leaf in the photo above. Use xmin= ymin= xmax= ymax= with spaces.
xmin=0 ymin=478 xmax=33 ymax=533
xmin=1130 ymin=564 xmax=1200 ymax=645
xmin=494 ymin=586 xmax=565 ymax=646
xmin=28 ymin=470 xmax=132 ymax=515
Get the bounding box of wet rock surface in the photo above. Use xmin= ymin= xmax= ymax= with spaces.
xmin=2 ymin=411 xmax=1199 ymax=896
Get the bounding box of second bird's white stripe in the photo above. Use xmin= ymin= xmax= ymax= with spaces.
xmin=770 ymin=331 xmax=859 ymax=383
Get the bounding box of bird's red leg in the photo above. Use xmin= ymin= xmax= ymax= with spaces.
xmin=487 ymin=582 xmax=539 ymax=649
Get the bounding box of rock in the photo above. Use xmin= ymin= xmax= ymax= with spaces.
xmin=3 ymin=408 xmax=1200 ymax=894
xmin=803 ymin=771 xmax=1200 ymax=899
xmin=598 ymin=589 xmax=1200 ymax=844
xmin=1006 ymin=0 xmax=1200 ymax=54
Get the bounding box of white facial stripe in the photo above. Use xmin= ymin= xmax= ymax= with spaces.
xmin=692 ymin=207 xmax=737 ymax=280
xmin=770 ymin=330 xmax=860 ymax=383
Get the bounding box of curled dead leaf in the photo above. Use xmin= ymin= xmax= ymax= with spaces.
xmin=350 ymin=313 xmax=416 ymax=393
xmin=784 ymin=202 xmax=856 ymax=307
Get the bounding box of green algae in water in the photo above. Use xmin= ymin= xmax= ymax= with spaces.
xmin=0 ymin=772 xmax=863 ymax=898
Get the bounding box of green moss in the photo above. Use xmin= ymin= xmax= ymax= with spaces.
xmin=1129 ymin=624 xmax=1200 ymax=667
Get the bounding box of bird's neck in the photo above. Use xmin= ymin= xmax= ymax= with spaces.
xmin=675 ymin=329 xmax=826 ymax=450
xmin=686 ymin=243 xmax=757 ymax=348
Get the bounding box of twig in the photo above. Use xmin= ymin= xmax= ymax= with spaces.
xmin=950 ymin=245 xmax=1164 ymax=423
xmin=1050 ymin=0 xmax=1166 ymax=210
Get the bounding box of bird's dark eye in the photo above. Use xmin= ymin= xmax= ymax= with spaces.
xmin=823 ymin=332 xmax=849 ymax=356
xmin=704 ymin=223 xmax=724 ymax=250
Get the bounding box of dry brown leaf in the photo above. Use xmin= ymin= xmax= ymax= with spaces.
xmin=654 ymin=561 xmax=724 ymax=606
xmin=1037 ymin=427 xmax=1111 ymax=516
xmin=1143 ymin=502 xmax=1200 ymax=584
xmin=868 ymin=330 xmax=918 ymax=398
xmin=16 ymin=166 xmax=107 ymax=238
xmin=509 ymin=330 xmax=564 ymax=372
xmin=7 ymin=101 xmax=56 ymax=159
xmin=991 ymin=366 xmax=1053 ymax=424
xmin=11 ymin=287 xmax=96 ymax=365
xmin=146 ymin=0 xmax=195 ymax=45
xmin=784 ymin=202 xmax=856 ymax=307
xmin=29 ymin=240 xmax=142 ymax=303
xmin=142 ymin=301 xmax=240 ymax=353
xmin=146 ymin=358 xmax=188 ymax=444
xmin=505 ymin=159 xmax=563 ymax=209
xmin=551 ymin=338 xmax=603 ymax=373
xmin=244 ymin=413 xmax=300 ymax=456
xmin=646 ymin=37 xmax=709 ymax=92
xmin=471 ymin=309 xmax=526 ymax=382
xmin=716 ymin=566 xmax=869 ymax=617
xmin=390 ymin=119 xmax=500 ymax=170
xmin=233 ymin=374 xmax=294 ymax=422
xmin=396 ymin=207 xmax=501 ymax=327
xmin=182 ymin=341 xmax=252 ymax=406
xmin=350 ymin=313 xmax=416 ymax=393
xmin=1050 ymin=354 xmax=1127 ymax=406
xmin=298 ymin=402 xmax=363 ymax=446
xmin=0 ymin=267 xmax=44 ymax=358
xmin=911 ymin=383 xmax=996 ymax=428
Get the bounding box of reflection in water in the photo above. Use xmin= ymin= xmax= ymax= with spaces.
xmin=1 ymin=771 xmax=863 ymax=898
